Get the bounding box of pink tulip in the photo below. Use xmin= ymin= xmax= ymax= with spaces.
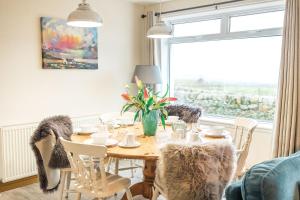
xmin=144 ymin=88 xmax=149 ymax=99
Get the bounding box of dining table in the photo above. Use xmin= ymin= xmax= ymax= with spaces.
xmin=71 ymin=123 xmax=232 ymax=200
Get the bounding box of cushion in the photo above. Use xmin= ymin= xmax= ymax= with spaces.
xmin=225 ymin=180 xmax=243 ymax=200
xmin=242 ymin=152 xmax=300 ymax=200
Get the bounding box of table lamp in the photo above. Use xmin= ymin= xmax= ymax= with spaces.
xmin=131 ymin=65 xmax=162 ymax=88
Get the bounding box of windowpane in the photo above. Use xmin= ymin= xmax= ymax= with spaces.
xmin=170 ymin=36 xmax=282 ymax=121
xmin=230 ymin=11 xmax=284 ymax=32
xmin=173 ymin=19 xmax=221 ymax=37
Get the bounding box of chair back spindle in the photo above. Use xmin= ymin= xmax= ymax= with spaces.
xmin=233 ymin=118 xmax=257 ymax=178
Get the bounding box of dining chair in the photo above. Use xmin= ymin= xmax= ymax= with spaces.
xmin=152 ymin=141 xmax=236 ymax=200
xmin=60 ymin=137 xmax=133 ymax=200
xmin=233 ymin=117 xmax=258 ymax=178
xmin=165 ymin=104 xmax=202 ymax=123
xmin=100 ymin=112 xmax=142 ymax=177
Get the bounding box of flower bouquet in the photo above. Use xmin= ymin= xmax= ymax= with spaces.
xmin=121 ymin=76 xmax=177 ymax=136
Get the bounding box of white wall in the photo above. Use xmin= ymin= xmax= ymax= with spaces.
xmin=0 ymin=0 xmax=143 ymax=126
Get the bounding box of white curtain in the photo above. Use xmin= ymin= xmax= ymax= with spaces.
xmin=142 ymin=11 xmax=162 ymax=68
xmin=273 ymin=0 xmax=300 ymax=157
xmin=142 ymin=11 xmax=163 ymax=92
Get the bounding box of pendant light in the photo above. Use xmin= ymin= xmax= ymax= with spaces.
xmin=67 ymin=0 xmax=103 ymax=27
xmin=147 ymin=0 xmax=173 ymax=38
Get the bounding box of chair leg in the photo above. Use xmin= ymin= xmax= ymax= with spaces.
xmin=76 ymin=193 xmax=81 ymax=200
xmin=130 ymin=160 xmax=134 ymax=178
xmin=106 ymin=157 xmax=112 ymax=173
xmin=151 ymin=187 xmax=160 ymax=200
xmin=59 ymin=171 xmax=66 ymax=200
xmin=125 ymin=189 xmax=133 ymax=200
xmin=114 ymin=158 xmax=119 ymax=175
xmin=65 ymin=171 xmax=71 ymax=198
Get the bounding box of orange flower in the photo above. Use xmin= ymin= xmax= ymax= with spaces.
xmin=121 ymin=93 xmax=130 ymax=101
xmin=144 ymin=88 xmax=149 ymax=99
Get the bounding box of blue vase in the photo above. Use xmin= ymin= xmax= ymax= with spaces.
xmin=142 ymin=110 xmax=158 ymax=136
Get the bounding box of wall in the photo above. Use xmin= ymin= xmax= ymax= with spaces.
xmin=0 ymin=0 xmax=143 ymax=126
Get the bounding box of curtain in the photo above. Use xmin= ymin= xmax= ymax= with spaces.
xmin=273 ymin=0 xmax=300 ymax=157
xmin=142 ymin=11 xmax=162 ymax=92
xmin=142 ymin=11 xmax=161 ymax=67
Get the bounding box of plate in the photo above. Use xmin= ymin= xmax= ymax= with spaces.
xmin=203 ymin=130 xmax=230 ymax=138
xmin=118 ymin=141 xmax=141 ymax=148
xmin=74 ymin=127 xmax=98 ymax=135
xmin=84 ymin=138 xmax=118 ymax=147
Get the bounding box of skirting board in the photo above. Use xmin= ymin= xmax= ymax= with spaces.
xmin=0 ymin=175 xmax=38 ymax=193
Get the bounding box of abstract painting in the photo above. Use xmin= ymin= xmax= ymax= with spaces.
xmin=41 ymin=17 xmax=98 ymax=69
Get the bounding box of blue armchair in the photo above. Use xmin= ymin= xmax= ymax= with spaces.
xmin=226 ymin=152 xmax=300 ymax=200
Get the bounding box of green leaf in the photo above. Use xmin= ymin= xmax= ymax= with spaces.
xmin=162 ymin=108 xmax=168 ymax=118
xmin=121 ymin=103 xmax=130 ymax=114
xmin=160 ymin=113 xmax=166 ymax=129
xmin=146 ymin=97 xmax=154 ymax=108
xmin=123 ymin=104 xmax=134 ymax=113
xmin=134 ymin=111 xmax=140 ymax=122
xmin=161 ymin=84 xmax=169 ymax=98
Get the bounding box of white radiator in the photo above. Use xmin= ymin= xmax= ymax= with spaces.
xmin=0 ymin=115 xmax=100 ymax=183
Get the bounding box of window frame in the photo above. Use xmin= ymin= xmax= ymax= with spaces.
xmin=164 ymin=2 xmax=285 ymax=124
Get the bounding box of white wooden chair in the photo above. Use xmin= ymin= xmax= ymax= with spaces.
xmin=233 ymin=117 xmax=258 ymax=178
xmin=60 ymin=138 xmax=133 ymax=200
xmin=100 ymin=112 xmax=142 ymax=177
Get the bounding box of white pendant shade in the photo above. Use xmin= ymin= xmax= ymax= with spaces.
xmin=67 ymin=1 xmax=103 ymax=27
xmin=147 ymin=21 xmax=173 ymax=38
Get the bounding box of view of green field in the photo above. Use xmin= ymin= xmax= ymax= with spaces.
xmin=174 ymin=79 xmax=277 ymax=121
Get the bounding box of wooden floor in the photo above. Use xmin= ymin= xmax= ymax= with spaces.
xmin=0 ymin=161 xmax=164 ymax=200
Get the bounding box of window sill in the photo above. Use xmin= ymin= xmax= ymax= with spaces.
xmin=199 ymin=116 xmax=274 ymax=133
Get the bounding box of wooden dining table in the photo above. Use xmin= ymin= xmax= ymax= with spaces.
xmin=71 ymin=123 xmax=231 ymax=200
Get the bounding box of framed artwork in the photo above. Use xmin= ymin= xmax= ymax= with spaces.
xmin=40 ymin=17 xmax=98 ymax=69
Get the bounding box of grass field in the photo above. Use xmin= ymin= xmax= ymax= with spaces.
xmin=174 ymin=79 xmax=277 ymax=121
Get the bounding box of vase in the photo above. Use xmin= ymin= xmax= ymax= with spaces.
xmin=142 ymin=110 xmax=158 ymax=136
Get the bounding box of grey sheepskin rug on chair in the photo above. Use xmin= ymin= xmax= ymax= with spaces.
xmin=166 ymin=104 xmax=202 ymax=123
xmin=30 ymin=115 xmax=73 ymax=193
xmin=155 ymin=141 xmax=236 ymax=200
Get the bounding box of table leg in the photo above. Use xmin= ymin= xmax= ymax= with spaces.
xmin=121 ymin=160 xmax=157 ymax=200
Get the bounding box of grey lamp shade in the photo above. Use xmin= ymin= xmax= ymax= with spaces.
xmin=131 ymin=65 xmax=162 ymax=84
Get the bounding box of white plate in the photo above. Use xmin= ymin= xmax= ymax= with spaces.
xmin=118 ymin=141 xmax=141 ymax=148
xmin=113 ymin=124 xmax=121 ymax=129
xmin=74 ymin=127 xmax=98 ymax=135
xmin=84 ymin=138 xmax=118 ymax=147
xmin=204 ymin=130 xmax=230 ymax=138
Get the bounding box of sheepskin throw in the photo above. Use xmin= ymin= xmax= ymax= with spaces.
xmin=30 ymin=115 xmax=73 ymax=193
xmin=156 ymin=141 xmax=236 ymax=200
xmin=166 ymin=104 xmax=202 ymax=123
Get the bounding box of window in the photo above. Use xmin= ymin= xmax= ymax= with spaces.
xmin=230 ymin=11 xmax=285 ymax=32
xmin=173 ymin=19 xmax=221 ymax=37
xmin=167 ymin=5 xmax=284 ymax=122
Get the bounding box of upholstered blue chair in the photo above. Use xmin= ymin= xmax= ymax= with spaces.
xmin=226 ymin=151 xmax=300 ymax=200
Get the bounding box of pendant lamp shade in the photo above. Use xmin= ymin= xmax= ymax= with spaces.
xmin=67 ymin=0 xmax=103 ymax=27
xmin=146 ymin=0 xmax=173 ymax=39
xmin=147 ymin=21 xmax=173 ymax=38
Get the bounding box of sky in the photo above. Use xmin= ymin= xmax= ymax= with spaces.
xmin=171 ymin=36 xmax=282 ymax=85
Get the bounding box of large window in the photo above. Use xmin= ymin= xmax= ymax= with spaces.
xmin=168 ymin=5 xmax=284 ymax=122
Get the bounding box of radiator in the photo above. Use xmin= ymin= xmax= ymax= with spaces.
xmin=0 ymin=115 xmax=100 ymax=183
